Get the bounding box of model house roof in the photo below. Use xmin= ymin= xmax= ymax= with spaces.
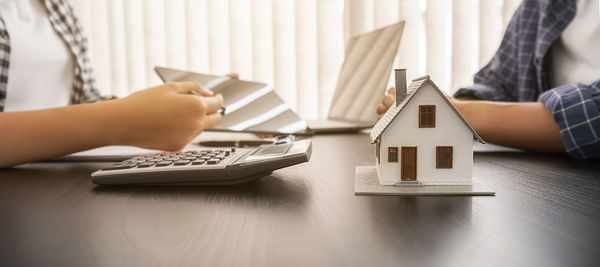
xmin=369 ymin=75 xmax=484 ymax=144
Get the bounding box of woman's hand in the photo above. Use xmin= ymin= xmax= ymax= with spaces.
xmin=107 ymin=82 xmax=223 ymax=151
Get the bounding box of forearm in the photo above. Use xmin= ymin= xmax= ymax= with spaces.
xmin=0 ymin=82 xmax=225 ymax=167
xmin=453 ymin=100 xmax=564 ymax=152
xmin=0 ymin=100 xmax=122 ymax=167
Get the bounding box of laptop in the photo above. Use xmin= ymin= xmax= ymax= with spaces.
xmin=307 ymin=21 xmax=405 ymax=133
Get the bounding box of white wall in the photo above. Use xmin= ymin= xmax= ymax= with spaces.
xmin=378 ymin=81 xmax=474 ymax=185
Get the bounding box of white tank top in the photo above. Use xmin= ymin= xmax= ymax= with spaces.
xmin=551 ymin=0 xmax=600 ymax=87
xmin=0 ymin=0 xmax=73 ymax=111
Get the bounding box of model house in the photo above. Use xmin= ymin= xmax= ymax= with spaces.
xmin=370 ymin=69 xmax=484 ymax=186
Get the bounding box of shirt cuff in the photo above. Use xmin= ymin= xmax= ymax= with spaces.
xmin=454 ymin=83 xmax=512 ymax=101
xmin=539 ymin=82 xmax=600 ymax=159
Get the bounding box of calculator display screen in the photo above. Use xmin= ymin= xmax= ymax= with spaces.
xmin=244 ymin=144 xmax=291 ymax=161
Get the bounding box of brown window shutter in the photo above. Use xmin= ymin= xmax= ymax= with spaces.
xmin=436 ymin=146 xmax=453 ymax=168
xmin=419 ymin=105 xmax=436 ymax=128
xmin=388 ymin=147 xmax=398 ymax=162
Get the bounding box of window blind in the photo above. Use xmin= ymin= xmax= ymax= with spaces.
xmin=70 ymin=0 xmax=521 ymax=120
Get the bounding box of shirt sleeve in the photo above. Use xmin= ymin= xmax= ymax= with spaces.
xmin=454 ymin=83 xmax=516 ymax=101
xmin=539 ymin=80 xmax=600 ymax=159
xmin=63 ymin=1 xmax=117 ymax=103
xmin=453 ymin=0 xmax=526 ymax=102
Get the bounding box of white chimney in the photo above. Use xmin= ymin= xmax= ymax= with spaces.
xmin=394 ymin=69 xmax=407 ymax=106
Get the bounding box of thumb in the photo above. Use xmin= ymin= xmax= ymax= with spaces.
xmin=176 ymin=82 xmax=214 ymax=96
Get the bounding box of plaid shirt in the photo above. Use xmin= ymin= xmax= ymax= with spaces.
xmin=455 ymin=0 xmax=600 ymax=159
xmin=0 ymin=0 xmax=109 ymax=112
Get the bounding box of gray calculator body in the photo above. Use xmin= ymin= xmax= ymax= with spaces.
xmin=91 ymin=140 xmax=311 ymax=185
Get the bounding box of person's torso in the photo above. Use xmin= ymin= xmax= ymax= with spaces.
xmin=0 ymin=0 xmax=73 ymax=111
xmin=550 ymin=0 xmax=600 ymax=87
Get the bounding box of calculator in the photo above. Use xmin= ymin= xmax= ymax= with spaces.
xmin=91 ymin=140 xmax=312 ymax=185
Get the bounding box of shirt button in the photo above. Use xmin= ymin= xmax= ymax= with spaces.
xmin=532 ymin=57 xmax=540 ymax=66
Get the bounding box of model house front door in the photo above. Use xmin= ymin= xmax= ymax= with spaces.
xmin=401 ymin=147 xmax=417 ymax=181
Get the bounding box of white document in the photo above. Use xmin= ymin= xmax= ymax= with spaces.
xmin=57 ymin=132 xmax=265 ymax=162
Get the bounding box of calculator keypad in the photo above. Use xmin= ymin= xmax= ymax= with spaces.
xmin=102 ymin=148 xmax=235 ymax=171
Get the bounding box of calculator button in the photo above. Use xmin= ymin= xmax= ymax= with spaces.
xmin=156 ymin=161 xmax=173 ymax=167
xmin=174 ymin=160 xmax=190 ymax=166
xmin=183 ymin=157 xmax=197 ymax=161
xmin=103 ymin=163 xmax=137 ymax=170
xmin=214 ymin=156 xmax=225 ymax=160
xmin=137 ymin=162 xmax=154 ymax=168
xmin=207 ymin=159 xmax=219 ymax=165
xmin=230 ymin=147 xmax=236 ymax=152
xmin=191 ymin=160 xmax=206 ymax=165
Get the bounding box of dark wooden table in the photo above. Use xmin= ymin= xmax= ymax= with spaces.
xmin=1 ymin=134 xmax=599 ymax=267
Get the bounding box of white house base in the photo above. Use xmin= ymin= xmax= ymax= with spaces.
xmin=355 ymin=166 xmax=495 ymax=196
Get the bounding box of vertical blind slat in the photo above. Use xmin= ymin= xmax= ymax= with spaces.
xmin=89 ymin=1 xmax=112 ymax=94
xmin=251 ymin=0 xmax=275 ymax=86
xmin=345 ymin=0 xmax=374 ymax=44
xmin=374 ymin=0 xmax=399 ymax=89
xmin=397 ymin=0 xmax=425 ymax=80
xmin=186 ymin=0 xmax=210 ymax=73
xmin=206 ymin=0 xmax=231 ymax=74
xmin=229 ymin=0 xmax=253 ymax=79
xmin=451 ymin=0 xmax=479 ymax=92
xmin=316 ymin=0 xmax=344 ymax=118
xmin=108 ymin=0 xmax=128 ymax=96
xmin=165 ymin=0 xmax=188 ymax=70
xmin=425 ymin=0 xmax=452 ymax=91
xmin=374 ymin=0 xmax=399 ymax=28
xmin=295 ymin=0 xmax=319 ymax=119
xmin=142 ymin=0 xmax=166 ymax=86
xmin=123 ymin=0 xmax=146 ymax=92
xmin=272 ymin=0 xmax=297 ymax=111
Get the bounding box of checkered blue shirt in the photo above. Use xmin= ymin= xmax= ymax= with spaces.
xmin=455 ymin=0 xmax=600 ymax=159
xmin=0 ymin=0 xmax=109 ymax=112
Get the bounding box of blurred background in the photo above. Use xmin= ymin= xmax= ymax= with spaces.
xmin=70 ymin=0 xmax=521 ymax=120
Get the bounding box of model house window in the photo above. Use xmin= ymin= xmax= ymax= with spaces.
xmin=419 ymin=105 xmax=436 ymax=128
xmin=388 ymin=147 xmax=398 ymax=162
xmin=436 ymin=146 xmax=453 ymax=168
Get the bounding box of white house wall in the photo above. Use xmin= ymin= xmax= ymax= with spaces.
xmin=379 ymin=81 xmax=474 ymax=185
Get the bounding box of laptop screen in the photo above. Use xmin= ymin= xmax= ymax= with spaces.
xmin=327 ymin=22 xmax=405 ymax=124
